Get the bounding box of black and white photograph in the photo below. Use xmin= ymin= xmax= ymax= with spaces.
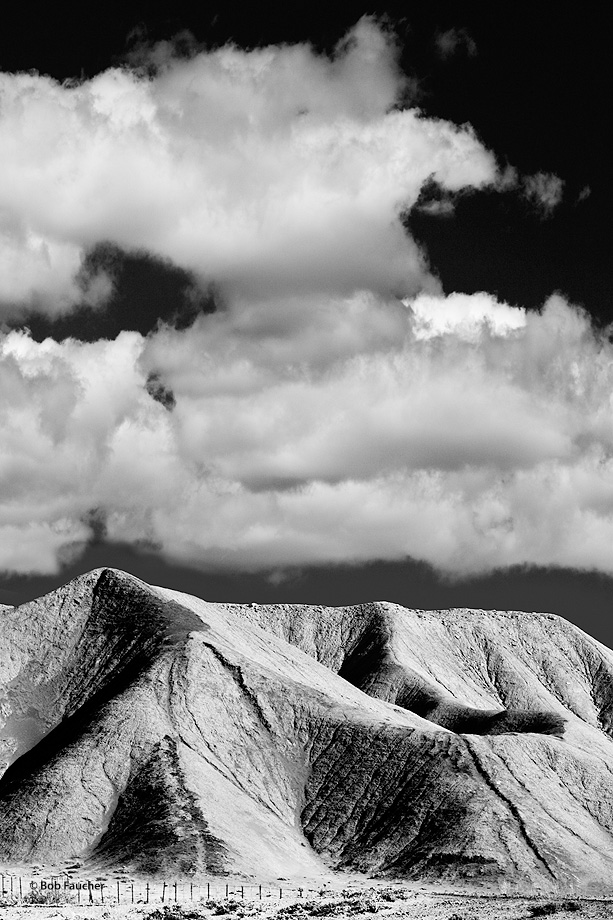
xmin=1 ymin=3 xmax=612 ymax=917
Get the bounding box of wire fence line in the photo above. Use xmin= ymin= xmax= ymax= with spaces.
xmin=0 ymin=873 xmax=315 ymax=906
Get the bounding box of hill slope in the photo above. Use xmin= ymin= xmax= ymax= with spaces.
xmin=1 ymin=569 xmax=613 ymax=894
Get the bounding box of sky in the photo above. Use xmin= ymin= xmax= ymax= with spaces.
xmin=1 ymin=3 xmax=612 ymax=646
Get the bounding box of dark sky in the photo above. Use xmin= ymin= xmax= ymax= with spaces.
xmin=1 ymin=3 xmax=612 ymax=647
xmin=2 ymin=541 xmax=613 ymax=650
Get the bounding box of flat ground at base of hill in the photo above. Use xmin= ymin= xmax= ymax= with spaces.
xmin=2 ymin=889 xmax=613 ymax=920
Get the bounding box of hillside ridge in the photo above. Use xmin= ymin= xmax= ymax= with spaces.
xmin=1 ymin=568 xmax=613 ymax=894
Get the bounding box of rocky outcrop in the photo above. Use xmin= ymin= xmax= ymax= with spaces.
xmin=1 ymin=569 xmax=613 ymax=894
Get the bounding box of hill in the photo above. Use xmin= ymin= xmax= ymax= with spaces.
xmin=1 ymin=568 xmax=613 ymax=894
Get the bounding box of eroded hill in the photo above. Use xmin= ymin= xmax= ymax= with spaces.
xmin=1 ymin=569 xmax=613 ymax=895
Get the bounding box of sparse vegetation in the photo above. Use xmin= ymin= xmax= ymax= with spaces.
xmin=527 ymin=903 xmax=584 ymax=917
xmin=205 ymin=899 xmax=244 ymax=915
xmin=529 ymin=903 xmax=561 ymax=917
xmin=22 ymin=886 xmax=76 ymax=905
xmin=149 ymin=904 xmax=205 ymax=920
xmin=379 ymin=888 xmax=410 ymax=902
xmin=277 ymin=895 xmax=380 ymax=916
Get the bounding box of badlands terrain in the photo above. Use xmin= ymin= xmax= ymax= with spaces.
xmin=2 ymin=568 xmax=613 ymax=903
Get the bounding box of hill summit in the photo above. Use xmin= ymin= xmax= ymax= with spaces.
xmin=1 ymin=568 xmax=613 ymax=894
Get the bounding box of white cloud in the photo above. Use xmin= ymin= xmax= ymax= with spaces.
xmin=0 ymin=227 xmax=113 ymax=316
xmin=415 ymin=197 xmax=456 ymax=217
xmin=523 ymin=171 xmax=565 ymax=216
xmin=406 ymin=291 xmax=527 ymax=340
xmin=2 ymin=293 xmax=613 ymax=578
xmin=0 ymin=18 xmax=502 ymax=318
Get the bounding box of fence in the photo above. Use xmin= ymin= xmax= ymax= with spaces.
xmin=0 ymin=873 xmax=315 ymax=906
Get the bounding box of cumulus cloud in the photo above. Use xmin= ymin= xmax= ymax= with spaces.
xmin=0 ymin=17 xmax=502 ymax=318
xmin=0 ymin=18 xmax=584 ymax=581
xmin=2 ymin=293 xmax=613 ymax=577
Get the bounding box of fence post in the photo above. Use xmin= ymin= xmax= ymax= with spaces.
xmin=225 ymin=883 xmax=229 ymax=899
xmin=162 ymin=882 xmax=166 ymax=903
xmin=174 ymin=882 xmax=178 ymax=902
xmin=280 ymin=888 xmax=283 ymax=899
xmin=131 ymin=883 xmax=134 ymax=904
xmin=241 ymin=886 xmax=244 ymax=899
xmin=101 ymin=884 xmax=104 ymax=905
xmin=146 ymin=883 xmax=150 ymax=904
xmin=19 ymin=877 xmax=23 ymax=899
xmin=207 ymin=882 xmax=210 ymax=900
xmin=190 ymin=882 xmax=193 ymax=900
xmin=259 ymin=884 xmax=262 ymax=900
xmin=117 ymin=881 xmax=120 ymax=904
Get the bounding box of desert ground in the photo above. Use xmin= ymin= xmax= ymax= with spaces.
xmin=3 ymin=872 xmax=613 ymax=919
xmin=2 ymin=884 xmax=613 ymax=920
